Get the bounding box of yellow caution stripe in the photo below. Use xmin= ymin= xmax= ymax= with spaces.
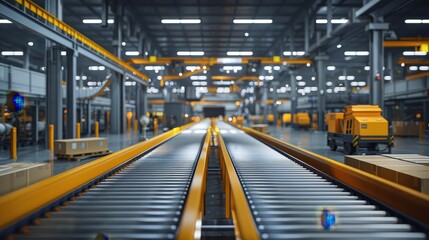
xmin=353 ymin=135 xmax=359 ymax=147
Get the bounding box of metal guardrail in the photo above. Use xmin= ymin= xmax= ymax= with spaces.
xmin=215 ymin=123 xmax=260 ymax=240
xmin=13 ymin=0 xmax=149 ymax=81
xmin=238 ymin=124 xmax=429 ymax=227
xmin=176 ymin=128 xmax=212 ymax=240
xmin=0 ymin=122 xmax=197 ymax=233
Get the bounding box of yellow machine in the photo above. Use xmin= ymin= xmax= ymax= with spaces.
xmin=293 ymin=112 xmax=311 ymax=129
xmin=282 ymin=113 xmax=291 ymax=125
xmin=327 ymin=105 xmax=394 ymax=154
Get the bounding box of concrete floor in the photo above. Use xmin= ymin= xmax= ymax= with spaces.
xmin=1 ymin=125 xmax=428 ymax=175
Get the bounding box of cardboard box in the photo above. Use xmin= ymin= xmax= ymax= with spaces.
xmin=344 ymin=157 xmax=360 ymax=169
xmin=55 ymin=138 xmax=108 ymax=156
xmin=0 ymin=168 xmax=13 ymax=195
xmin=397 ymin=170 xmax=429 ymax=194
xmin=377 ymin=165 xmax=429 ymax=183
xmin=19 ymin=163 xmax=53 ymax=185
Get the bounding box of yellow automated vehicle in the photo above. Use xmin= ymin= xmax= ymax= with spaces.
xmin=326 ymin=105 xmax=394 ymax=154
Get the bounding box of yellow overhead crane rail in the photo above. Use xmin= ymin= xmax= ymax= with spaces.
xmin=14 ymin=0 xmax=149 ymax=81
xmin=129 ymin=56 xmax=313 ymax=66
xmin=235 ymin=123 xmax=429 ymax=226
xmin=0 ymin=122 xmax=197 ymax=230
xmin=384 ymin=38 xmax=429 ymax=50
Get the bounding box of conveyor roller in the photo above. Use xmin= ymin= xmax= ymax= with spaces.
xmin=217 ymin=121 xmax=427 ymax=239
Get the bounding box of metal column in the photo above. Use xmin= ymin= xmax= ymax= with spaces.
xmin=290 ymin=70 xmax=297 ymax=125
xmin=66 ymin=49 xmax=77 ymax=139
xmin=316 ymin=54 xmax=329 ymax=131
xmin=31 ymin=102 xmax=39 ymax=144
xmin=110 ymin=74 xmax=123 ymax=134
xmin=87 ymin=101 xmax=92 ymax=136
xmin=46 ymin=46 xmax=63 ymax=141
xmin=366 ymin=22 xmax=389 ymax=111
xmin=261 ymin=86 xmax=268 ymax=124
xmin=23 ymin=46 xmax=30 ymax=70
xmin=272 ymin=81 xmax=279 ymax=125
xmin=136 ymin=84 xmax=148 ymax=123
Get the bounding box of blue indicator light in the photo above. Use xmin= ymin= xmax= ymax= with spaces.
xmin=321 ymin=209 xmax=336 ymax=230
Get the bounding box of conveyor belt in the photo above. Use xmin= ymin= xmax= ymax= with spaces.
xmin=217 ymin=121 xmax=427 ymax=239
xmin=13 ymin=120 xmax=210 ymax=240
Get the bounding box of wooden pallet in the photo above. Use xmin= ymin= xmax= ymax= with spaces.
xmin=56 ymin=150 xmax=111 ymax=161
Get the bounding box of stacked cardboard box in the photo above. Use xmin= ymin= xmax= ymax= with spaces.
xmin=0 ymin=162 xmax=52 ymax=195
xmin=54 ymin=137 xmax=108 ymax=157
xmin=252 ymin=124 xmax=269 ymax=134
xmin=344 ymin=155 xmax=429 ymax=194
xmin=382 ymin=154 xmax=429 ymax=166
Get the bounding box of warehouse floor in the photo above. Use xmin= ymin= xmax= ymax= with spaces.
xmin=0 ymin=124 xmax=427 ymax=176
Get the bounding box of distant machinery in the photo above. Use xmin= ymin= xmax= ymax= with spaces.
xmin=327 ymin=105 xmax=394 ymax=155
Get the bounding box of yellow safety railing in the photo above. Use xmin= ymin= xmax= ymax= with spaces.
xmin=216 ymin=123 xmax=260 ymax=240
xmin=14 ymin=0 xmax=149 ymax=81
xmin=176 ymin=128 xmax=212 ymax=240
xmin=239 ymin=124 xmax=429 ymax=226
xmin=0 ymin=122 xmax=197 ymax=230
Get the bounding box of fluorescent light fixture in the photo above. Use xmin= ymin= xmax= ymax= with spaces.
xmin=297 ymin=81 xmax=306 ymax=86
xmin=316 ymin=19 xmax=349 ymax=24
xmin=177 ymin=51 xmax=204 ymax=56
xmin=259 ymin=76 xmax=274 ymax=81
xmin=311 ymin=77 xmax=316 ymax=81
xmin=227 ymin=51 xmax=253 ymax=56
xmin=264 ymin=66 xmax=272 ymax=71
xmin=364 ymin=66 xmax=370 ymax=71
xmin=311 ymin=87 xmax=318 ymax=91
xmin=419 ymin=66 xmax=429 ymax=71
xmin=162 ymin=19 xmax=201 ymax=24
xmin=403 ymin=51 xmax=427 ymax=56
xmin=326 ymin=81 xmax=333 ymax=86
xmin=121 ymin=42 xmax=126 ymax=46
xmin=82 ymin=19 xmax=102 ymax=24
xmin=192 ymin=81 xmax=207 ymax=86
xmin=217 ymin=58 xmax=242 ymax=64
xmin=338 ymin=76 xmax=346 ymax=80
xmin=217 ymin=87 xmax=231 ymax=93
xmin=296 ymin=75 xmax=303 ymax=80
xmin=213 ymin=81 xmax=233 ymax=86
xmin=233 ymin=19 xmax=272 ymax=24
xmin=344 ymin=51 xmax=369 ymax=56
xmin=347 ymin=76 xmax=355 ymax=80
xmin=0 ymin=19 xmax=12 ymax=24
xmin=125 ymin=51 xmax=140 ymax=56
xmin=327 ymin=89 xmax=333 ymax=93
xmin=404 ymin=19 xmax=429 ymax=24
xmin=384 ymin=76 xmax=392 ymax=80
xmin=186 ymin=66 xmax=201 ymax=71
xmin=190 ymin=76 xmax=207 ymax=80
xmin=28 ymin=42 xmax=34 ymax=46
xmin=273 ymin=66 xmax=281 ymax=71
xmin=327 ymin=66 xmax=336 ymax=71
xmin=409 ymin=66 xmax=418 ymax=71
xmin=337 ymin=44 xmax=342 ymax=48
xmin=1 ymin=51 xmax=24 ymax=56
xmin=223 ymin=66 xmax=242 ymax=71
xmin=244 ymin=32 xmax=249 ymax=37
xmin=283 ymin=51 xmax=305 ymax=56
xmin=145 ymin=66 xmax=165 ymax=71
xmin=107 ymin=19 xmax=114 ymax=24
xmin=88 ymin=66 xmax=105 ymax=71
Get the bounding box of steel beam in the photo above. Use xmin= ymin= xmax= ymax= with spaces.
xmin=66 ymin=49 xmax=77 ymax=139
xmin=316 ymin=54 xmax=329 ymax=131
xmin=46 ymin=46 xmax=63 ymax=141
xmin=0 ymin=2 xmax=147 ymax=86
xmin=290 ymin=70 xmax=297 ymax=125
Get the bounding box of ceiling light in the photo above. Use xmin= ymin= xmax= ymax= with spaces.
xmin=217 ymin=58 xmax=242 ymax=64
xmin=344 ymin=51 xmax=369 ymax=56
xmin=81 ymin=76 xmax=87 ymax=80
xmin=326 ymin=81 xmax=333 ymax=86
xmin=107 ymin=19 xmax=114 ymax=24
xmin=346 ymin=76 xmax=355 ymax=80
xmin=316 ymin=19 xmax=349 ymax=24
xmin=403 ymin=51 xmax=427 ymax=56
xmin=306 ymin=63 xmax=311 ymax=67
xmin=82 ymin=19 xmax=102 ymax=24
xmin=0 ymin=19 xmax=12 ymax=24
xmin=311 ymin=77 xmax=316 ymax=81
xmin=186 ymin=66 xmax=201 ymax=71
xmin=162 ymin=19 xmax=201 ymax=24
xmin=145 ymin=51 xmax=149 ymax=56
xmin=223 ymin=66 xmax=242 ymax=71
xmin=283 ymin=51 xmax=305 ymax=56
xmin=177 ymin=51 xmax=204 ymax=56
xmin=296 ymin=75 xmax=303 ymax=80
xmin=327 ymin=66 xmax=336 ymax=71
xmin=190 ymin=76 xmax=207 ymax=80
xmin=337 ymin=44 xmax=342 ymax=48
xmin=125 ymin=51 xmax=139 ymax=56
xmin=364 ymin=66 xmax=370 ymax=71
xmin=409 ymin=66 xmax=418 ymax=70
xmin=419 ymin=66 xmax=429 ymax=71
xmin=384 ymin=76 xmax=392 ymax=80
xmin=145 ymin=66 xmax=165 ymax=71
xmin=297 ymin=81 xmax=306 ymax=86
xmin=264 ymin=66 xmax=272 ymax=71
xmin=273 ymin=66 xmax=281 ymax=71
xmin=192 ymin=81 xmax=207 ymax=86
xmin=88 ymin=66 xmax=105 ymax=71
xmin=244 ymin=32 xmax=249 ymax=37
xmin=28 ymin=42 xmax=34 ymax=46
xmin=1 ymin=51 xmax=24 ymax=56
xmin=157 ymin=76 xmax=162 ymax=80
xmin=213 ymin=81 xmax=233 ymax=86
xmin=60 ymin=51 xmax=67 ymax=56
xmin=121 ymin=42 xmax=126 ymax=46
xmin=404 ymin=19 xmax=429 ymax=24
xmin=233 ymin=19 xmax=272 ymax=24
xmin=227 ymin=51 xmax=253 ymax=56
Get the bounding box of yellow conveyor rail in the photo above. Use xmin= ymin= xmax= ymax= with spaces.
xmin=14 ymin=0 xmax=149 ymax=81
xmin=0 ymin=122 xmax=196 ymax=230
xmin=176 ymin=128 xmax=212 ymax=239
xmin=215 ymin=123 xmax=260 ymax=240
xmin=238 ymin=124 xmax=429 ymax=227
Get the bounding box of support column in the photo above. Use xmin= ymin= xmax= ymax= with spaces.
xmin=66 ymin=48 xmax=77 ymax=139
xmin=366 ymin=22 xmax=389 ymax=111
xmin=272 ymin=81 xmax=279 ymax=125
xmin=316 ymin=54 xmax=329 ymax=131
xmin=290 ymin=70 xmax=297 ymax=125
xmin=136 ymin=84 xmax=148 ymax=122
xmin=46 ymin=46 xmax=63 ymax=141
xmin=87 ymin=101 xmax=92 ymax=136
xmin=121 ymin=74 xmax=127 ymax=133
xmin=110 ymin=74 xmax=122 ymax=134
xmin=261 ymin=85 xmax=268 ymax=123
xmin=326 ymin=0 xmax=333 ymax=38
xmin=31 ymin=102 xmax=39 ymax=144
xmin=23 ymin=46 xmax=30 ymax=70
